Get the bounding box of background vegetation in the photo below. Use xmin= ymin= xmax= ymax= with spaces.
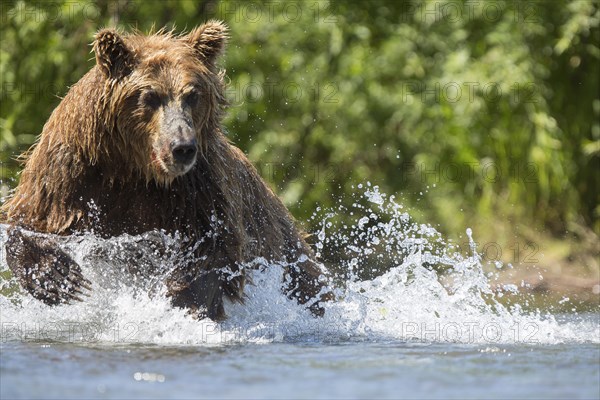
xmin=1 ymin=1 xmax=598 ymax=303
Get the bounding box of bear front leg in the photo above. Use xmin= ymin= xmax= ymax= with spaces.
xmin=166 ymin=254 xmax=245 ymax=322
xmin=286 ymin=258 xmax=334 ymax=317
xmin=168 ymin=269 xmax=226 ymax=321
xmin=5 ymin=227 xmax=91 ymax=305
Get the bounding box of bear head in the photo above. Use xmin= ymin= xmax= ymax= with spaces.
xmin=92 ymin=21 xmax=228 ymax=186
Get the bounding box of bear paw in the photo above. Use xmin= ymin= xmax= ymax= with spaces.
xmin=5 ymin=228 xmax=92 ymax=305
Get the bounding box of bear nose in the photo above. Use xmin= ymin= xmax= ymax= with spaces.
xmin=172 ymin=140 xmax=197 ymax=165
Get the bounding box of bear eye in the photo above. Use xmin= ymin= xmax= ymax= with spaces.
xmin=183 ymin=89 xmax=200 ymax=107
xmin=141 ymin=90 xmax=162 ymax=109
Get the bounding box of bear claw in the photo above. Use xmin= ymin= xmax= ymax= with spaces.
xmin=6 ymin=227 xmax=91 ymax=306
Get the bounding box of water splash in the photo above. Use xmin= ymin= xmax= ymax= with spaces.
xmin=1 ymin=186 xmax=598 ymax=345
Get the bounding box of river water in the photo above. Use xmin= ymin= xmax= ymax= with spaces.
xmin=1 ymin=186 xmax=599 ymax=399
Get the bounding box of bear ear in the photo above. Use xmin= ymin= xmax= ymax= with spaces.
xmin=93 ymin=28 xmax=133 ymax=79
xmin=185 ymin=20 xmax=229 ymax=65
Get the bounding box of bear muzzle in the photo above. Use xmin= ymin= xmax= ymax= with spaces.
xmin=161 ymin=105 xmax=198 ymax=175
xmin=172 ymin=139 xmax=198 ymax=166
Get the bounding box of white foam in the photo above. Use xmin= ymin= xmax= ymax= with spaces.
xmin=1 ymin=188 xmax=598 ymax=346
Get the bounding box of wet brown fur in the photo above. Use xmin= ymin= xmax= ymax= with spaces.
xmin=1 ymin=22 xmax=331 ymax=320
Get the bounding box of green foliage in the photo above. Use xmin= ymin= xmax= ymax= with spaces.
xmin=1 ymin=0 xmax=598 ymax=243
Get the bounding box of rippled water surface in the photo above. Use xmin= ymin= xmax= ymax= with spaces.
xmin=2 ymin=339 xmax=599 ymax=399
xmin=1 ymin=187 xmax=599 ymax=399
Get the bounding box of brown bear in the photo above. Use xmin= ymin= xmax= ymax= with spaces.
xmin=1 ymin=21 xmax=331 ymax=321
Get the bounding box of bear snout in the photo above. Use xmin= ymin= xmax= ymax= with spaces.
xmin=171 ymin=139 xmax=198 ymax=165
